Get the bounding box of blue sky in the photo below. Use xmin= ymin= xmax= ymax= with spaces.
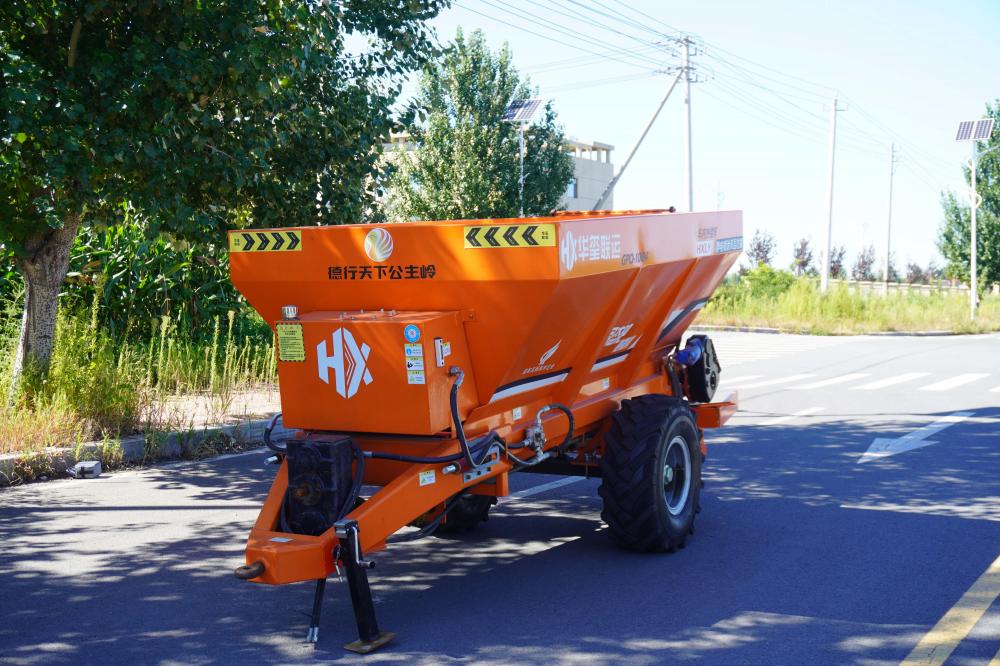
xmin=402 ymin=0 xmax=1000 ymax=271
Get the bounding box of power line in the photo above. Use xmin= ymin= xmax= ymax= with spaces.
xmin=601 ymin=0 xmax=684 ymax=38
xmin=532 ymin=0 xmax=674 ymax=55
xmin=475 ymin=0 xmax=667 ymax=70
xmin=525 ymin=44 xmax=665 ymax=74
xmin=452 ymin=2 xmax=659 ymax=72
xmin=542 ymin=72 xmax=661 ymax=94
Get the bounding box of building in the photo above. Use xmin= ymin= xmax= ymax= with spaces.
xmin=562 ymin=138 xmax=615 ymax=211
xmin=384 ymin=133 xmax=616 ymax=212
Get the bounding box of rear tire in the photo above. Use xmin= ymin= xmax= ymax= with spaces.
xmin=435 ymin=493 xmax=496 ymax=534
xmin=599 ymin=395 xmax=702 ymax=552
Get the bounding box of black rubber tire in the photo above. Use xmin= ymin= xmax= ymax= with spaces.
xmin=435 ymin=493 xmax=497 ymax=534
xmin=598 ymin=395 xmax=702 ymax=553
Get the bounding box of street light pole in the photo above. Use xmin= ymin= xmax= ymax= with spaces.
xmin=883 ymin=143 xmax=896 ymax=293
xmin=519 ymin=121 xmax=526 ymax=218
xmin=969 ymin=148 xmax=978 ymax=319
xmin=954 ymin=118 xmax=995 ymax=321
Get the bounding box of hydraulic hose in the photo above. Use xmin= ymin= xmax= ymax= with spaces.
xmin=545 ymin=403 xmax=576 ymax=451
xmin=337 ymin=440 xmax=365 ymax=521
xmin=364 ymin=432 xmax=501 ymax=465
xmin=263 ymin=413 xmax=286 ymax=453
xmin=447 ymin=366 xmax=477 ymax=468
xmin=447 ymin=366 xmax=497 ymax=468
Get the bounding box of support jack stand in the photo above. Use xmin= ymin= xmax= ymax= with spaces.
xmin=335 ymin=519 xmax=395 ymax=654
xmin=306 ymin=578 xmax=326 ymax=644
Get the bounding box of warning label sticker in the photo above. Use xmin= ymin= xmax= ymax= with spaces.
xmin=405 ymin=342 xmax=425 ymax=384
xmin=229 ymin=230 xmax=302 ymax=253
xmin=276 ymin=323 xmax=305 ymax=362
xmin=464 ymin=224 xmax=556 ymax=249
xmin=419 ymin=470 xmax=436 ymax=486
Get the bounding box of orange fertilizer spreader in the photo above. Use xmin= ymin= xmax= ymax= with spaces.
xmin=229 ymin=209 xmax=742 ymax=653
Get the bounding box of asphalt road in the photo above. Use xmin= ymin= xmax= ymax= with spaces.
xmin=1 ymin=331 xmax=998 ymax=665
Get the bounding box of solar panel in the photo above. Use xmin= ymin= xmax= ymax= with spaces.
xmin=956 ymin=121 xmax=974 ymax=141
xmin=502 ymin=98 xmax=544 ymax=123
xmin=973 ymin=118 xmax=995 ymax=141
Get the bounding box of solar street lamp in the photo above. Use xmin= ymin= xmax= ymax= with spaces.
xmin=502 ymin=98 xmax=543 ymax=217
xmin=955 ymin=118 xmax=996 ymax=320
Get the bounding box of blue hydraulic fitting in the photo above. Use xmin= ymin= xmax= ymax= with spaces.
xmin=675 ymin=337 xmax=704 ymax=367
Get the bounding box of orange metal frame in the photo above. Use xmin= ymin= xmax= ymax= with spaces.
xmin=230 ymin=209 xmax=742 ymax=586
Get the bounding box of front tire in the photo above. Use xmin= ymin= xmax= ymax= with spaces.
xmin=435 ymin=493 xmax=496 ymax=534
xmin=598 ymin=395 xmax=702 ymax=552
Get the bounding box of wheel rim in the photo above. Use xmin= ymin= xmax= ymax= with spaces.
xmin=663 ymin=435 xmax=692 ymax=516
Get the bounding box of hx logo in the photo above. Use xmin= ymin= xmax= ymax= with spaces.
xmin=317 ymin=328 xmax=373 ymax=398
xmin=560 ymin=231 xmax=577 ymax=271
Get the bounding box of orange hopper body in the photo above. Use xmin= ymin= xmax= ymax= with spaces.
xmin=228 ymin=209 xmax=742 ymax=651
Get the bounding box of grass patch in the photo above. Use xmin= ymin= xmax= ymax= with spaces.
xmin=1 ymin=306 xmax=276 ymax=456
xmin=702 ymin=268 xmax=1000 ymax=334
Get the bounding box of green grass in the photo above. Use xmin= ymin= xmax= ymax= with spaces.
xmin=1 ymin=306 xmax=276 ymax=456
xmin=701 ymin=272 xmax=1000 ymax=335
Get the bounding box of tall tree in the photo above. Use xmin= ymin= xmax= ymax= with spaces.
xmin=829 ymin=245 xmax=847 ymax=280
xmin=939 ymin=100 xmax=1000 ymax=292
xmin=1 ymin=1 xmax=446 ymax=385
xmin=790 ymin=237 xmax=814 ymax=276
xmin=387 ymin=29 xmax=574 ymax=220
xmin=852 ymin=244 xmax=877 ymax=281
xmin=746 ymin=230 xmax=776 ymax=268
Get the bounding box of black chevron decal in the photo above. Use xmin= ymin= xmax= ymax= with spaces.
xmin=484 ymin=226 xmax=500 ymax=247
xmin=522 ymin=225 xmax=539 ymax=246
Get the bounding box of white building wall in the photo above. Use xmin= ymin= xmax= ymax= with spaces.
xmin=561 ymin=139 xmax=615 ymax=211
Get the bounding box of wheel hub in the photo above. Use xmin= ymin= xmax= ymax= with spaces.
xmin=663 ymin=435 xmax=692 ymax=517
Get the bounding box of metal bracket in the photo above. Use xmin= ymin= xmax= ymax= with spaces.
xmin=463 ymin=447 xmax=501 ymax=484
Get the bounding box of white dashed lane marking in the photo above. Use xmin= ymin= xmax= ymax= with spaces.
xmin=918 ymin=373 xmax=990 ymax=391
xmin=850 ymin=372 xmax=930 ymax=391
xmin=759 ymin=407 xmax=825 ymax=426
xmin=699 ymin=332 xmax=852 ymax=368
xmin=792 ymin=373 xmax=870 ymax=390
xmin=718 ymin=374 xmax=762 ymax=386
xmin=726 ymin=374 xmax=814 ymax=390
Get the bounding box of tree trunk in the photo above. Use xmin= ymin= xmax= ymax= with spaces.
xmin=9 ymin=213 xmax=81 ymax=392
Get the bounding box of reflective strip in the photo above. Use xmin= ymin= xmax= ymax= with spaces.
xmin=490 ymin=369 xmax=571 ymax=402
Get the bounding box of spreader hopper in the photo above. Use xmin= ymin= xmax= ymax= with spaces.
xmin=229 ymin=209 xmax=742 ymax=652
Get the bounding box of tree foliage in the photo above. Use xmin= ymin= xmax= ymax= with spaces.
xmin=939 ymin=100 xmax=1000 ymax=291
xmin=851 ymin=244 xmax=876 ymax=281
xmin=790 ymin=237 xmax=814 ymax=276
xmin=387 ymin=29 xmax=574 ymax=220
xmin=745 ymin=229 xmax=776 ymax=268
xmin=1 ymin=1 xmax=446 ymax=377
xmin=829 ymin=245 xmax=847 ymax=280
xmin=1 ymin=1 xmax=446 ymax=242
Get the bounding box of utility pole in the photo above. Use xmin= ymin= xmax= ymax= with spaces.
xmin=682 ymin=36 xmax=694 ymax=212
xmin=882 ymin=143 xmax=897 ymax=292
xmin=820 ymin=96 xmax=846 ymax=293
xmin=592 ymin=68 xmax=686 ymax=211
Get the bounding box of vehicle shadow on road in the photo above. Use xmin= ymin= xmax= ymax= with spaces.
xmin=0 ymin=409 xmax=997 ymax=664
